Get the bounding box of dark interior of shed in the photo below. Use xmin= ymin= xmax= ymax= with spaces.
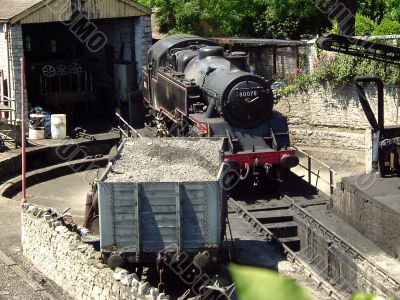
xmin=22 ymin=21 xmax=136 ymax=134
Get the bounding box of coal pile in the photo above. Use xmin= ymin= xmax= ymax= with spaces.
xmin=107 ymin=138 xmax=222 ymax=182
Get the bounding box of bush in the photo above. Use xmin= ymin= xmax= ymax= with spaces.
xmin=277 ymin=51 xmax=400 ymax=96
xmin=373 ymin=18 xmax=400 ymax=35
xmin=355 ymin=13 xmax=377 ymax=36
xmin=331 ymin=14 xmax=400 ymax=36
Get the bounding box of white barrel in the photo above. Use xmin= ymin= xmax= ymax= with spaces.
xmin=51 ymin=114 xmax=67 ymax=140
xmin=29 ymin=128 xmax=45 ymax=139
xmin=29 ymin=114 xmax=45 ymax=140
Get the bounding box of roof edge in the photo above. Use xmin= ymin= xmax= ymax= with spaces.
xmin=119 ymin=0 xmax=151 ymax=15
xmin=10 ymin=0 xmax=151 ymax=25
xmin=10 ymin=0 xmax=50 ymax=24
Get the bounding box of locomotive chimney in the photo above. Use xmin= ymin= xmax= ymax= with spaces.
xmin=226 ymin=51 xmax=247 ymax=71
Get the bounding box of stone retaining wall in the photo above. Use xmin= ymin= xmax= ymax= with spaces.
xmin=21 ymin=205 xmax=166 ymax=300
xmin=276 ymin=84 xmax=400 ymax=164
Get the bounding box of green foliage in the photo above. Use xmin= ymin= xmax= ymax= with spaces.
xmin=138 ymin=0 xmax=331 ymax=38
xmin=331 ymin=12 xmax=400 ymax=36
xmin=358 ymin=0 xmax=387 ymax=23
xmin=373 ymin=19 xmax=400 ymax=35
xmin=277 ymin=52 xmax=400 ymax=96
xmin=229 ymin=264 xmax=392 ymax=300
xmin=229 ymin=264 xmax=312 ymax=300
xmin=252 ymin=0 xmax=331 ymax=39
xmin=141 ymin=0 xmax=400 ymax=38
xmin=358 ymin=0 xmax=400 ymax=23
xmin=355 ymin=14 xmax=377 ymax=36
xmin=384 ymin=0 xmax=400 ymax=21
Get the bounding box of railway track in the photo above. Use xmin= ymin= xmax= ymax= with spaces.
xmin=228 ymin=192 xmax=400 ymax=299
xmin=0 ymin=249 xmax=58 ymax=300
xmin=228 ymin=195 xmax=346 ymax=300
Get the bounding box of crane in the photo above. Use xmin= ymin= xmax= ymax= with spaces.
xmin=316 ymin=33 xmax=400 ymax=177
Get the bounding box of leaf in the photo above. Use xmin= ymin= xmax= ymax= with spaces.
xmin=228 ymin=264 xmax=313 ymax=300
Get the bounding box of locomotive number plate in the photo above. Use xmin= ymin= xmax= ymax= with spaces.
xmin=239 ymin=90 xmax=258 ymax=97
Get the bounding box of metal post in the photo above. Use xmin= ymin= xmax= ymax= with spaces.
xmin=21 ymin=58 xmax=27 ymax=203
xmin=307 ymin=155 xmax=311 ymax=184
xmin=272 ymin=45 xmax=277 ymax=76
xmin=329 ymin=169 xmax=334 ymax=196
xmin=0 ymin=70 xmax=4 ymax=108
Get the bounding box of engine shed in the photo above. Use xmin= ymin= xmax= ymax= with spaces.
xmin=0 ymin=0 xmax=152 ymax=130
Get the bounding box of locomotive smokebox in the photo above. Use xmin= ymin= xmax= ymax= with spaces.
xmin=184 ymin=56 xmax=274 ymax=128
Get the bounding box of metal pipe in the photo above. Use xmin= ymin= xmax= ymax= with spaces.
xmin=21 ymin=57 xmax=27 ymax=203
xmin=115 ymin=112 xmax=142 ymax=138
xmin=5 ymin=23 xmax=12 ymax=100
xmin=330 ymin=169 xmax=334 ymax=196
xmin=0 ymin=70 xmax=4 ymax=119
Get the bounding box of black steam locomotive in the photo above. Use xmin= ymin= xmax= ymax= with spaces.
xmin=143 ymin=35 xmax=298 ymax=184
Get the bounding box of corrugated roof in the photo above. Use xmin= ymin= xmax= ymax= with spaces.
xmin=0 ymin=0 xmax=41 ymax=21
xmin=211 ymin=37 xmax=302 ymax=47
xmin=0 ymin=0 xmax=150 ymax=23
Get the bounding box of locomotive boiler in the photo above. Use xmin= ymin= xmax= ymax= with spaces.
xmin=142 ymin=35 xmax=299 ymax=185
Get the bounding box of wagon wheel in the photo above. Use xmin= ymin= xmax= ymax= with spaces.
xmin=56 ymin=64 xmax=68 ymax=75
xmin=88 ymin=215 xmax=100 ymax=234
xmin=69 ymin=62 xmax=82 ymax=74
xmin=42 ymin=65 xmax=56 ymax=77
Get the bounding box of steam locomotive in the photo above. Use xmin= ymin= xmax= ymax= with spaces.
xmin=142 ymin=35 xmax=299 ymax=185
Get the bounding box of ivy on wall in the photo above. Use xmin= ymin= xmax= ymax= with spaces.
xmin=276 ymin=50 xmax=400 ymax=96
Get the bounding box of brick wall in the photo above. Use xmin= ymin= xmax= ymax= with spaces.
xmin=9 ymin=25 xmax=24 ymax=118
xmin=135 ymin=15 xmax=152 ymax=90
xmin=95 ymin=15 xmax=152 ymax=90
xmin=98 ymin=19 xmax=136 ymax=62
xmin=0 ymin=24 xmax=25 ymax=120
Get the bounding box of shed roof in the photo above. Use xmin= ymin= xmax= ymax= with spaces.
xmin=211 ymin=37 xmax=302 ymax=47
xmin=0 ymin=0 xmax=41 ymax=21
xmin=0 ymin=0 xmax=150 ymax=24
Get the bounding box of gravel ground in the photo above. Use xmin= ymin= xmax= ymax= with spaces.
xmin=8 ymin=249 xmax=72 ymax=300
xmin=0 ymin=260 xmax=42 ymax=300
xmin=107 ymin=138 xmax=222 ymax=182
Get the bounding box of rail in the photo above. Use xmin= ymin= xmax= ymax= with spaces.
xmin=288 ymin=196 xmax=400 ymax=295
xmin=228 ymin=198 xmax=346 ymax=300
xmin=294 ymin=147 xmax=336 ymax=196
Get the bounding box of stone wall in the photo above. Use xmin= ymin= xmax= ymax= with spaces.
xmin=21 ymin=205 xmax=166 ymax=300
xmin=333 ymin=176 xmax=400 ymax=259
xmin=276 ymin=84 xmax=400 ymax=159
